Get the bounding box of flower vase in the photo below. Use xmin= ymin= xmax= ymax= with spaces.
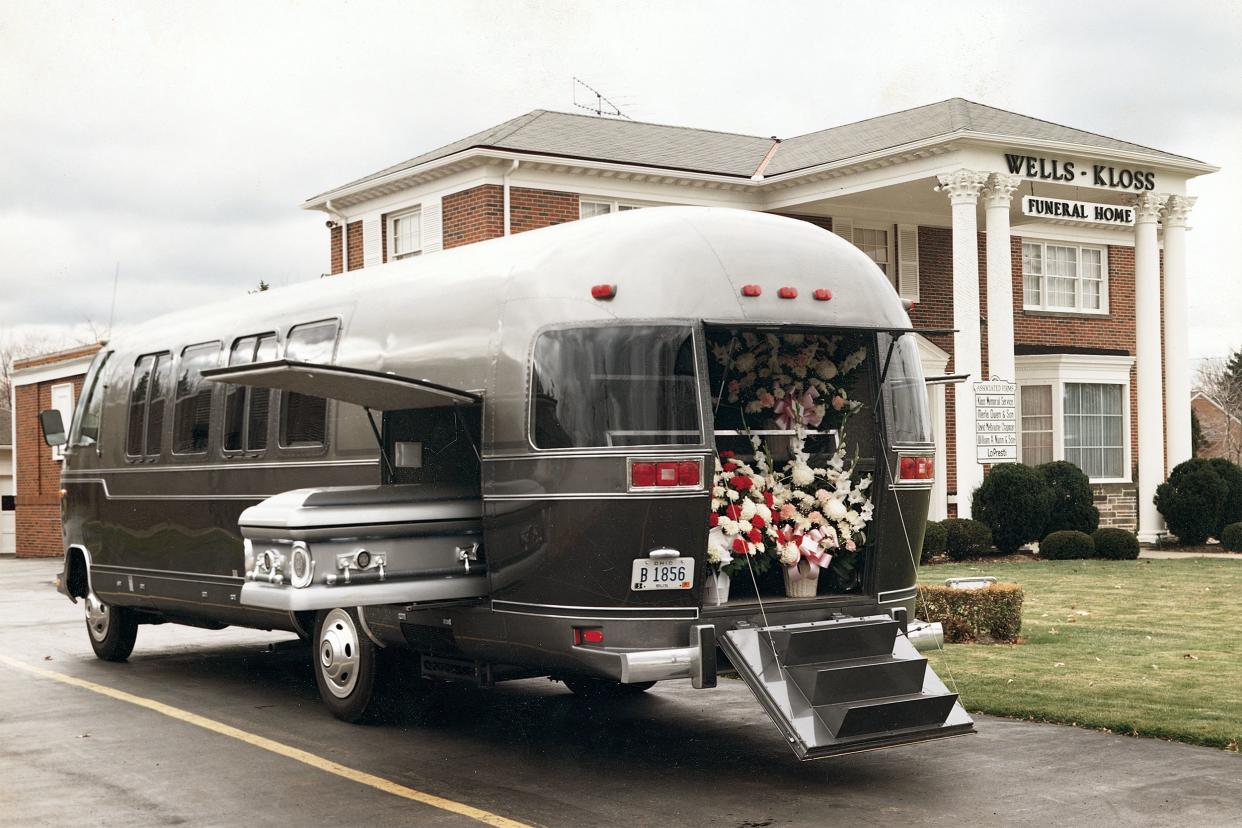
xmin=703 ymin=570 xmax=731 ymax=605
xmin=783 ymin=560 xmax=819 ymax=598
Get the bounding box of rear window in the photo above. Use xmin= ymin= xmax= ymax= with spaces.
xmin=281 ymin=319 xmax=339 ymax=448
xmin=531 ymin=325 xmax=701 ymax=449
xmin=880 ymin=333 xmax=932 ymax=444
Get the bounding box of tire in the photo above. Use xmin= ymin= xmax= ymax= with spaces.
xmin=563 ymin=678 xmax=656 ymax=698
xmin=312 ymin=608 xmax=379 ymax=723
xmin=85 ymin=594 xmax=138 ymax=662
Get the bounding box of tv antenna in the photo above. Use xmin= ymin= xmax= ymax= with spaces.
xmin=572 ymin=77 xmax=631 ymax=119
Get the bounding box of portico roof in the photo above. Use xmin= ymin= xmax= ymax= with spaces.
xmin=305 ymin=98 xmax=1215 ymax=208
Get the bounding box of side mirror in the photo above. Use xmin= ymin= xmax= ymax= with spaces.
xmin=39 ymin=409 xmax=67 ymax=447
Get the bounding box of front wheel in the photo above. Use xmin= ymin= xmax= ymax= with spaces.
xmin=563 ymin=678 xmax=656 ymax=698
xmin=313 ymin=608 xmax=379 ymax=722
xmin=85 ymin=594 xmax=138 ymax=662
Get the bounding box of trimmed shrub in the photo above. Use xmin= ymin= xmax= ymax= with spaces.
xmin=1207 ymin=458 xmax=1242 ymax=539
xmin=1092 ymin=527 xmax=1140 ymax=560
xmin=1040 ymin=530 xmax=1095 ymax=560
xmin=921 ymin=520 xmax=947 ymax=564
xmin=971 ymin=463 xmax=1052 ymax=554
xmin=917 ymin=583 xmax=1024 ymax=643
xmin=1221 ymin=522 xmax=1242 ymax=553
xmin=942 ymin=518 xmax=994 ymax=561
xmin=1039 ymin=461 xmax=1100 ymax=535
xmin=1155 ymin=459 xmax=1228 ymax=546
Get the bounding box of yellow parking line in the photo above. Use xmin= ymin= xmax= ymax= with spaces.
xmin=0 ymin=654 xmax=533 ymax=828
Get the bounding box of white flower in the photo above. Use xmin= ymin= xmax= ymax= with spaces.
xmin=779 ymin=543 xmax=800 ymax=566
xmin=734 ymin=352 xmax=756 ymax=373
xmin=791 ymin=463 xmax=815 ymax=487
xmin=825 ymin=498 xmax=848 ymax=520
xmin=816 ymin=361 xmax=839 ymax=380
xmin=727 ymin=489 xmax=740 ymax=502
xmin=740 ymin=499 xmax=756 ymax=520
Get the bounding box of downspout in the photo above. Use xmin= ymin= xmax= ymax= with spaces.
xmin=326 ymin=198 xmax=347 ymax=274
xmin=503 ymin=159 xmax=519 ymax=236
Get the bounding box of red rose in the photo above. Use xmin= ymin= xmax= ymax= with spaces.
xmin=748 ymin=528 xmax=762 ymax=543
xmin=709 ymin=512 xmax=719 ymax=527
xmin=764 ymin=491 xmax=775 ymax=507
xmin=723 ymin=461 xmax=737 ymax=472
xmin=732 ymin=537 xmax=748 ymax=554
xmin=720 ymin=450 xmax=735 ymax=459
xmin=726 ymin=504 xmax=742 ymax=521
xmin=731 ymin=475 xmax=753 ymax=492
xmin=751 ymin=515 xmax=766 ymax=529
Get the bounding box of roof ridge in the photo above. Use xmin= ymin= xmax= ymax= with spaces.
xmin=531 ymin=108 xmax=773 ymax=141
xmin=782 ymin=98 xmax=963 ymax=143
xmin=486 ymin=110 xmax=547 ymax=144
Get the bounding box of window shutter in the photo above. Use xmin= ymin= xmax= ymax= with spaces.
xmin=362 ymin=216 xmax=382 ymax=268
xmin=897 ymin=223 xmax=920 ymax=301
xmin=832 ymin=216 xmax=853 ymax=245
xmin=421 ymin=199 xmax=443 ymax=254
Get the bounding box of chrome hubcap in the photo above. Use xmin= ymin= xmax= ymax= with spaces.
xmin=318 ymin=609 xmax=360 ymax=699
xmin=85 ymin=594 xmax=110 ymax=642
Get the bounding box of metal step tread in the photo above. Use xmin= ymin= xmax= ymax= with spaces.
xmin=788 ymin=654 xmax=929 ymax=705
xmin=816 ymin=691 xmax=960 ymax=739
xmin=767 ymin=617 xmax=901 ymax=665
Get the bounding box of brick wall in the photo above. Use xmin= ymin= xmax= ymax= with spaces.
xmin=442 ymin=184 xmax=504 ymax=249
xmin=346 ymin=221 xmax=363 ymax=271
xmin=329 ymin=224 xmax=342 ymax=275
xmin=14 ymin=375 xmax=86 ymax=558
xmin=509 ymin=187 xmax=579 ymax=235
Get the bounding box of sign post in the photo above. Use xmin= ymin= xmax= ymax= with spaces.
xmin=974 ymin=380 xmax=1017 ymax=464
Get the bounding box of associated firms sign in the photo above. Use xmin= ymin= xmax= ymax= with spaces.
xmin=975 ymin=381 xmax=1017 ymax=464
xmin=1021 ymin=195 xmax=1135 ymax=227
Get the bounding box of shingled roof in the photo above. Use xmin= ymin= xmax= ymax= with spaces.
xmin=309 ymin=98 xmax=1211 ymax=203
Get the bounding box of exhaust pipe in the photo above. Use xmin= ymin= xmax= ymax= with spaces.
xmin=907 ymin=620 xmax=944 ymax=652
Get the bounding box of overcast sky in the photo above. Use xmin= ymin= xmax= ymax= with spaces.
xmin=2 ymin=0 xmax=1239 ymax=360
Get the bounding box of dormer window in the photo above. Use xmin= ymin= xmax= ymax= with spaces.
xmin=388 ymin=207 xmax=422 ymax=260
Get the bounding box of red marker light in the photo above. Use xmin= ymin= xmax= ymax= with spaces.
xmin=631 ymin=462 xmax=657 ymax=488
xmin=677 ymin=460 xmax=701 ymax=486
xmin=778 ymin=286 xmax=798 ymax=299
xmin=741 ymin=284 xmax=762 ymax=297
xmin=813 ymin=288 xmax=833 ymax=301
xmin=572 ymin=627 xmax=605 ymax=646
xmin=591 ymin=283 xmax=617 ymax=300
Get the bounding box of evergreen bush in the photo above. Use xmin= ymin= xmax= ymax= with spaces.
xmin=1207 ymin=458 xmax=1242 ymax=539
xmin=1040 ymin=530 xmax=1095 ymax=560
xmin=1220 ymin=522 xmax=1242 ymax=553
xmin=1092 ymin=527 xmax=1140 ymax=560
xmin=921 ymin=520 xmax=947 ymax=564
xmin=1039 ymin=461 xmax=1100 ymax=535
xmin=942 ymin=518 xmax=994 ymax=561
xmin=971 ymin=463 xmax=1052 ymax=554
xmin=1155 ymin=459 xmax=1228 ymax=546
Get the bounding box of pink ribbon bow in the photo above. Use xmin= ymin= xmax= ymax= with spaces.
xmin=783 ymin=526 xmax=834 ymax=582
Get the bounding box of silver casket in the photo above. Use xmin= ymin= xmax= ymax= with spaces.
xmin=238 ymin=484 xmax=488 ymax=612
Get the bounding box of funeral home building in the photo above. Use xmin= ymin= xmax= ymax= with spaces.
xmin=302 ymin=99 xmax=1217 ymax=542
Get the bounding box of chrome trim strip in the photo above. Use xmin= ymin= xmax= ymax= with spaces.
xmin=491 ymin=600 xmax=699 ymax=620
xmin=93 ymin=564 xmax=244 ymax=584
xmin=877 ymin=586 xmax=918 ymax=603
xmin=482 ymin=491 xmax=709 ymax=501
xmin=61 ymin=478 xmax=265 ymax=501
xmin=481 ymin=449 xmax=710 ymax=461
xmin=61 ymin=458 xmax=377 ymax=476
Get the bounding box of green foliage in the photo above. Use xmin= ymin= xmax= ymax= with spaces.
xmin=1207 ymin=458 xmax=1242 ymax=538
xmin=971 ymin=463 xmax=1052 ymax=554
xmin=921 ymin=520 xmax=947 ymax=564
xmin=1040 ymin=530 xmax=1095 ymax=560
xmin=1092 ymin=527 xmax=1140 ymax=560
xmin=1038 ymin=461 xmax=1100 ymax=535
xmin=1192 ymin=408 xmax=1208 ymax=457
xmin=1220 ymin=522 xmax=1242 ymax=552
xmin=942 ymin=518 xmax=994 ymax=561
xmin=917 ymin=583 xmax=1024 ymax=643
xmin=1155 ymin=459 xmax=1228 ymax=545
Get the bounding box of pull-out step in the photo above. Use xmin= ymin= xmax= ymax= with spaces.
xmin=720 ymin=615 xmax=973 ymax=760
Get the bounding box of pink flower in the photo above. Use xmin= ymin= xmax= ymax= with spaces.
xmin=780 ymin=503 xmax=798 ymax=519
xmin=845 ymin=539 xmax=856 ymax=551
xmin=808 ymin=511 xmax=825 ymax=524
xmin=815 ymin=488 xmax=831 ymax=502
xmin=832 ymin=395 xmax=846 ymax=411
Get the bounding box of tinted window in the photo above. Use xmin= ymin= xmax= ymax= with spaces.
xmin=531 ymin=325 xmax=701 ymax=449
xmin=173 ymin=343 xmax=219 ymax=454
xmin=126 ymin=356 xmax=154 ymax=456
xmin=147 ymin=354 xmax=171 ymax=455
xmin=281 ymin=320 xmax=338 ymax=448
xmin=71 ymin=352 xmax=110 ymax=447
xmin=224 ymin=333 xmax=277 ymax=452
xmin=879 ymin=333 xmax=931 ymax=444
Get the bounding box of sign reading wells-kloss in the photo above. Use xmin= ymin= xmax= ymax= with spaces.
xmin=1021 ymin=195 xmax=1135 ymax=226
xmin=974 ymin=381 xmax=1017 ymax=464
xmin=1004 ymin=153 xmax=1156 ymax=191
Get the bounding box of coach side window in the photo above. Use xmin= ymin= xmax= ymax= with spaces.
xmin=224 ymin=333 xmax=277 ymax=453
xmin=173 ymin=342 xmax=221 ymax=455
xmin=126 ymin=352 xmax=171 ymax=458
xmin=280 ymin=320 xmax=339 ymax=448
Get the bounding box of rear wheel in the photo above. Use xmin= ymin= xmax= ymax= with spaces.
xmin=564 ymin=678 xmax=656 ymax=698
xmin=85 ymin=594 xmax=138 ymax=662
xmin=313 ymin=608 xmax=379 ymax=722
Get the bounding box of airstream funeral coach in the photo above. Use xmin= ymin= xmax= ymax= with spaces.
xmin=46 ymin=207 xmax=972 ymax=759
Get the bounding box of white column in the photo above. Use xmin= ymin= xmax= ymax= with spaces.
xmin=1134 ymin=192 xmax=1168 ymax=543
xmin=1162 ymin=195 xmax=1196 ymax=472
xmin=937 ymin=169 xmax=989 ymax=517
xmin=983 ymin=173 xmax=1021 ymax=382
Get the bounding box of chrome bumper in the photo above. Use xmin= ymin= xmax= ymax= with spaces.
xmin=601 ymin=624 xmax=718 ymax=688
xmin=239 ymin=575 xmax=489 ymax=612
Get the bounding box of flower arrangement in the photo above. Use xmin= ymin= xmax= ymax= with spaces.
xmin=707 ymin=450 xmax=775 ymax=577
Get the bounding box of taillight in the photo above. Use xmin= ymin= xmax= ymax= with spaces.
xmin=573 ymin=627 xmax=604 ymax=646
xmin=897 ymin=454 xmax=934 ymax=482
xmin=629 ymin=458 xmax=702 ymax=490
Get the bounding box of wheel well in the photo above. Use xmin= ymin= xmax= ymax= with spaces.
xmin=65 ymin=547 xmax=90 ymax=599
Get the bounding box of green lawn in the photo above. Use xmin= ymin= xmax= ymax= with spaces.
xmin=919 ymin=558 xmax=1242 ymax=750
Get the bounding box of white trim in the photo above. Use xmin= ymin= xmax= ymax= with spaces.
xmin=1019 ymin=239 xmax=1110 ymax=315
xmin=11 ymin=355 xmax=96 ymax=386
xmin=1014 ymin=353 xmax=1134 ymax=483
xmin=578 ymin=197 xmax=652 ymax=219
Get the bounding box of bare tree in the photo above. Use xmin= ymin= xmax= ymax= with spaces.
xmin=1196 ymin=356 xmax=1242 ymax=464
xmin=0 ymin=331 xmax=85 ymax=411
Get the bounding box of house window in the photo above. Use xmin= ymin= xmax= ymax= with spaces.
xmin=852 ymin=225 xmax=893 ymax=284
xmin=579 ymin=199 xmax=644 ymax=219
xmin=1064 ymin=383 xmax=1124 ymax=479
xmin=388 ymin=208 xmax=422 ymax=260
xmin=1019 ymin=385 xmax=1054 ymax=466
xmin=1021 ymin=241 xmax=1107 ymax=313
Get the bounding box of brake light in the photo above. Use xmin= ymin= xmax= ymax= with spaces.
xmin=573 ymin=627 xmax=604 ymax=646
xmin=898 ymin=454 xmax=934 ymax=482
xmin=778 ymin=286 xmax=797 ymax=299
xmin=629 ymin=458 xmax=702 ymax=490
xmin=741 ymin=284 xmax=762 ymax=297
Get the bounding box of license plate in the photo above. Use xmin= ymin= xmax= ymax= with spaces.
xmin=631 ymin=558 xmax=695 ymax=591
